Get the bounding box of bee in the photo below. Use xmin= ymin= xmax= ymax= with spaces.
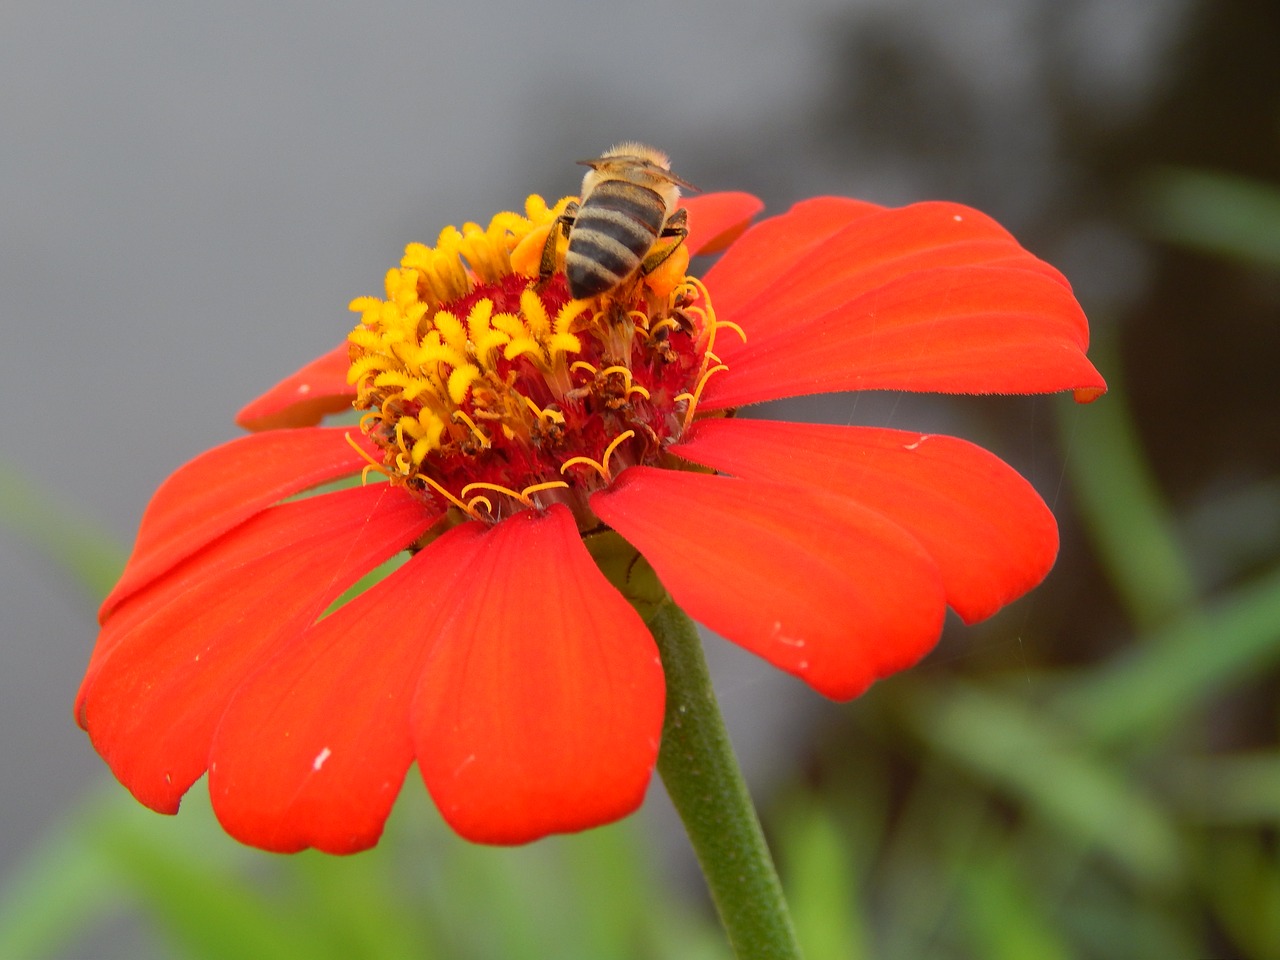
xmin=540 ymin=142 xmax=695 ymax=300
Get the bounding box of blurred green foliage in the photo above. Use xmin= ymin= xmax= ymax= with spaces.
xmin=4 ymin=165 xmax=1279 ymax=958
xmin=1139 ymin=167 xmax=1280 ymax=269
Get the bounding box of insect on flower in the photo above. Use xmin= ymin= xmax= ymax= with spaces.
xmin=539 ymin=142 xmax=695 ymax=300
xmin=76 ymin=145 xmax=1106 ymax=855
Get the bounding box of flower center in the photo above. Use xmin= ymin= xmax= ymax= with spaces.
xmin=346 ymin=195 xmax=740 ymax=529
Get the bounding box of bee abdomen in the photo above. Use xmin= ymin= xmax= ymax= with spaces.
xmin=565 ymin=182 xmax=667 ymax=298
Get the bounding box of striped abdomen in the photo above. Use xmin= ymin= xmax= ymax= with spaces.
xmin=565 ymin=180 xmax=668 ymax=299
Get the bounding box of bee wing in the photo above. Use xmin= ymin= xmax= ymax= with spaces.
xmin=575 ymin=153 xmax=697 ymax=192
xmin=665 ymin=171 xmax=698 ymax=193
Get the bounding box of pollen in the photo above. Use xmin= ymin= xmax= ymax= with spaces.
xmin=346 ymin=194 xmax=735 ymax=528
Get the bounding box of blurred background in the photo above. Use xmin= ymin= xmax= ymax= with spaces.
xmin=3 ymin=0 xmax=1279 ymax=956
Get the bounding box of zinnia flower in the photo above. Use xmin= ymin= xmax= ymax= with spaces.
xmin=76 ymin=175 xmax=1105 ymax=854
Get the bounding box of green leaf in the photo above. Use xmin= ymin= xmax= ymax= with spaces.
xmin=1055 ymin=343 xmax=1198 ymax=629
xmin=0 ymin=465 xmax=125 ymax=604
xmin=1203 ymin=834 xmax=1280 ymax=959
xmin=293 ymin=848 xmax=435 ymax=960
xmin=778 ymin=798 xmax=868 ymax=960
xmin=1138 ymin=166 xmax=1280 ymax=268
xmin=1165 ymin=752 xmax=1280 ymax=825
xmin=905 ymin=682 xmax=1183 ymax=886
xmin=1054 ymin=561 xmax=1280 ymax=745
xmin=86 ymin=804 xmax=336 ymax=960
xmin=556 ymin=822 xmax=655 ymax=960
xmin=873 ymin=766 xmax=995 ymax=960
xmin=0 ymin=800 xmax=124 ymax=958
xmin=957 ymin=848 xmax=1073 ymax=960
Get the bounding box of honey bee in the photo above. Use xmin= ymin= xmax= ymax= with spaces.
xmin=540 ymin=142 xmax=695 ymax=300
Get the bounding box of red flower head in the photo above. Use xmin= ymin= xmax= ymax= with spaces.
xmin=76 ymin=147 xmax=1105 ymax=853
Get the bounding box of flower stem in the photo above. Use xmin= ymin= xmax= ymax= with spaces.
xmin=648 ymin=598 xmax=804 ymax=960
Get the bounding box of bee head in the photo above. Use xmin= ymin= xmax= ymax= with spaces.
xmin=577 ymin=143 xmax=696 ymax=193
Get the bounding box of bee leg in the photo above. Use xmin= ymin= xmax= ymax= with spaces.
xmin=660 ymin=206 xmax=689 ymax=239
xmin=538 ymin=202 xmax=579 ymax=285
xmin=640 ymin=207 xmax=690 ymax=276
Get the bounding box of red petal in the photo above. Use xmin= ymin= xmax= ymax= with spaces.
xmin=76 ymin=484 xmax=439 ymax=815
xmin=701 ymin=200 xmax=1106 ymax=407
xmin=700 ymin=196 xmax=887 ymax=316
xmin=235 ymin=344 xmax=356 ymax=431
xmin=673 ymin=418 xmax=1058 ymax=624
xmin=208 ymin=543 xmax=459 ymax=854
xmin=412 ymin=505 xmax=664 ymax=844
xmin=592 ymin=468 xmax=946 ymax=700
xmin=681 ymin=192 xmax=765 ymax=256
xmin=100 ymin=427 xmax=373 ymax=623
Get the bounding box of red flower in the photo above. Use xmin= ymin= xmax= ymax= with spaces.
xmin=77 ymin=179 xmax=1104 ymax=853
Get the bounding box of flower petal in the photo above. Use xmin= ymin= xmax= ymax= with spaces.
xmin=208 ymin=543 xmax=460 ymax=854
xmin=681 ymin=192 xmax=765 ymax=256
xmin=235 ymin=344 xmax=356 ymax=431
xmin=699 ymin=196 xmax=887 ymax=316
xmin=701 ymin=200 xmax=1106 ymax=407
xmin=672 ymin=418 xmax=1058 ymax=624
xmin=76 ymin=484 xmax=439 ymax=815
xmin=592 ymin=467 xmax=946 ymax=700
xmin=412 ymin=505 xmax=664 ymax=844
xmin=100 ymin=427 xmax=373 ymax=623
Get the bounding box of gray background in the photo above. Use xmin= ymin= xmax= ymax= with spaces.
xmin=2 ymin=0 xmax=1192 ymax=920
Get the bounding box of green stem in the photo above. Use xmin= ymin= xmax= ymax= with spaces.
xmin=648 ymin=598 xmax=804 ymax=960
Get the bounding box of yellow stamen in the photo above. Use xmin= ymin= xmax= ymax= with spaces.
xmin=675 ymin=364 xmax=729 ymax=431
xmin=461 ymin=480 xmax=532 ymax=505
xmin=647 ymin=317 xmax=681 ymax=338
xmin=420 ymin=473 xmax=484 ymax=520
xmin=344 ymin=190 xmax=731 ymax=526
xmin=598 ymin=365 xmax=636 ymax=389
xmin=465 ymin=495 xmax=494 ymax=517
xmin=520 ymin=395 xmax=566 ymax=425
xmin=344 ymin=431 xmax=393 ymax=481
xmin=717 ymin=319 xmax=747 ymax=343
xmin=521 ymin=479 xmax=571 ymax=498
xmin=503 ymin=336 xmax=546 ymax=364
xmin=683 ymin=276 xmax=743 ymax=356
xmin=520 ymin=287 xmax=551 ymax=336
xmin=446 ymin=365 xmax=483 ymax=405
xmin=450 ymin=409 xmax=491 ymax=448
xmin=554 ymin=299 xmax=593 ymax=335
xmin=559 ymin=429 xmax=636 ymax=481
